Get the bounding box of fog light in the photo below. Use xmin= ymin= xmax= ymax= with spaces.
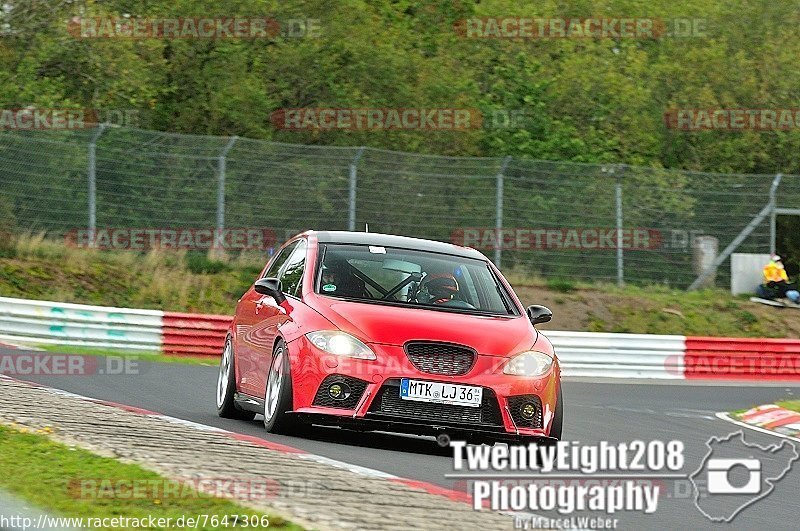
xmin=520 ymin=403 xmax=537 ymax=420
xmin=328 ymin=382 xmax=351 ymax=401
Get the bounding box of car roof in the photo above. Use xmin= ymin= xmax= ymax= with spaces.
xmin=309 ymin=231 xmax=486 ymax=260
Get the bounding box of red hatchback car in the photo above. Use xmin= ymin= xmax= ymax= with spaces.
xmin=216 ymin=231 xmax=562 ymax=445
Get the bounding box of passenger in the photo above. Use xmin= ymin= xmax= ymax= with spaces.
xmin=320 ymin=261 xmax=367 ymax=298
xmin=757 ymin=255 xmax=800 ymax=303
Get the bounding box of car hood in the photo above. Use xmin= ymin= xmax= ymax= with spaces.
xmin=310 ymin=297 xmax=537 ymax=357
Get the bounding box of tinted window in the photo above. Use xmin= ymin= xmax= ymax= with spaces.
xmin=279 ymin=239 xmax=307 ymax=297
xmin=316 ymin=244 xmax=515 ymax=315
xmin=263 ymin=241 xmax=298 ymax=279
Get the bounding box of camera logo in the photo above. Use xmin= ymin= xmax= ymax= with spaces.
xmin=690 ymin=431 xmax=798 ymax=522
xmin=706 ymin=458 xmax=761 ymax=494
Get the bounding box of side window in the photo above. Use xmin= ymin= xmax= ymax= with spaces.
xmin=262 ymin=242 xmax=298 ymax=279
xmin=278 ymin=239 xmax=307 ymax=297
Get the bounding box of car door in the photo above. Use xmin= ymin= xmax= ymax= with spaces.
xmin=235 ymin=241 xmax=297 ymax=396
xmin=246 ymin=239 xmax=308 ymax=398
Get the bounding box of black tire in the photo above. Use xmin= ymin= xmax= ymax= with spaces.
xmin=216 ymin=337 xmax=256 ymax=420
xmin=263 ymin=339 xmax=301 ymax=434
xmin=549 ymin=385 xmax=563 ymax=440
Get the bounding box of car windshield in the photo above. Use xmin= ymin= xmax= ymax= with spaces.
xmin=316 ymin=244 xmax=516 ymax=315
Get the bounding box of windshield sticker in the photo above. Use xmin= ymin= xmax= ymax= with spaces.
xmin=369 ymin=246 xmax=387 ymax=254
xmin=322 ymin=283 xmax=337 ymax=292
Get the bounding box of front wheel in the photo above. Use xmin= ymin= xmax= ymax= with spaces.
xmin=216 ymin=337 xmax=256 ymax=420
xmin=549 ymin=385 xmax=563 ymax=440
xmin=263 ymin=339 xmax=301 ymax=434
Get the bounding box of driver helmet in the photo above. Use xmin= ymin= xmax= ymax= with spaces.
xmin=422 ymin=273 xmax=459 ymax=302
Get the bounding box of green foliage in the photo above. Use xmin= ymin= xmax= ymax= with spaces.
xmin=185 ymin=252 xmax=230 ymax=275
xmin=0 ymin=0 xmax=798 ymax=171
xmin=2 ymin=0 xmax=800 ymax=288
xmin=546 ymin=278 xmax=577 ymax=293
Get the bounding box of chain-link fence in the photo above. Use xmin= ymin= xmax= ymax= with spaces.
xmin=2 ymin=125 xmax=799 ymax=289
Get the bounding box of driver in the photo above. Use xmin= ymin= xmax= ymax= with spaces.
xmin=421 ymin=273 xmax=460 ymax=304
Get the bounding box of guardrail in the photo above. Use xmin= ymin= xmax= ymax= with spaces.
xmin=162 ymin=312 xmax=231 ymax=356
xmin=546 ymin=331 xmax=685 ymax=379
xmin=0 ymin=296 xmax=162 ymax=351
xmin=1 ymin=296 xmax=798 ymax=380
xmin=685 ymin=337 xmax=800 ymax=381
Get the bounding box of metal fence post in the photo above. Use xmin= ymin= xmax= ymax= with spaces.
xmin=688 ymin=172 xmax=784 ymax=290
xmin=769 ymin=173 xmax=783 ymax=255
xmin=494 ymin=156 xmax=512 ymax=268
xmin=348 ymin=147 xmax=365 ymax=231
xmin=216 ymin=136 xmax=238 ymax=248
xmin=87 ymin=123 xmax=107 ymax=247
xmin=615 ymin=166 xmax=627 ymax=287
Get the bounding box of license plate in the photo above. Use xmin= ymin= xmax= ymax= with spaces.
xmin=399 ymin=379 xmax=483 ymax=408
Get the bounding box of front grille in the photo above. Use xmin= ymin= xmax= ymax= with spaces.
xmin=368 ymin=379 xmax=502 ymax=426
xmin=405 ymin=341 xmax=476 ymax=376
xmin=312 ymin=375 xmax=368 ymax=409
xmin=506 ymin=395 xmax=543 ymax=429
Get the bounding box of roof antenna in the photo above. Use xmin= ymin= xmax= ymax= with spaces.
xmin=365 ymin=223 xmax=369 ymax=233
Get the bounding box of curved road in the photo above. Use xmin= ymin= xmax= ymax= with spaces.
xmin=3 ymin=347 xmax=798 ymax=529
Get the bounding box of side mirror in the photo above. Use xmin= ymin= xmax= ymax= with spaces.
xmin=254 ymin=277 xmax=285 ymax=304
xmin=526 ymin=305 xmax=552 ymax=326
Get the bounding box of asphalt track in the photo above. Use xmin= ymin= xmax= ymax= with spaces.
xmin=2 ymin=346 xmax=799 ymax=529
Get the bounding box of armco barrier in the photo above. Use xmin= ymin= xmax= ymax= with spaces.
xmin=546 ymin=331 xmax=685 ymax=379
xmin=162 ymin=312 xmax=231 ymax=356
xmin=685 ymin=337 xmax=800 ymax=380
xmin=2 ymin=296 xmax=800 ymax=380
xmin=0 ymin=296 xmax=162 ymax=351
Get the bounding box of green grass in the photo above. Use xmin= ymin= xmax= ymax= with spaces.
xmin=3 ymin=234 xmax=800 ymax=338
xmin=776 ymin=400 xmax=800 ymax=413
xmin=600 ymin=285 xmax=779 ymax=337
xmin=0 ymin=233 xmax=264 ymax=314
xmin=545 ymin=278 xmax=577 ymax=293
xmin=36 ymin=345 xmax=219 ymax=366
xmin=0 ymin=424 xmax=299 ymax=530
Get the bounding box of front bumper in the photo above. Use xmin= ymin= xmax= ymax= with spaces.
xmin=287 ymin=337 xmax=560 ymax=440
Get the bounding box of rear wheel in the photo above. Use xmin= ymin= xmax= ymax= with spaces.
xmin=216 ymin=337 xmax=256 ymax=420
xmin=263 ymin=339 xmax=301 ymax=434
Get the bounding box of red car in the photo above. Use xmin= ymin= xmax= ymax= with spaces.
xmin=216 ymin=231 xmax=562 ymax=445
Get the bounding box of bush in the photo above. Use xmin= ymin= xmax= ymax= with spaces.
xmin=185 ymin=252 xmax=229 ymax=275
xmin=546 ymin=278 xmax=576 ymax=293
